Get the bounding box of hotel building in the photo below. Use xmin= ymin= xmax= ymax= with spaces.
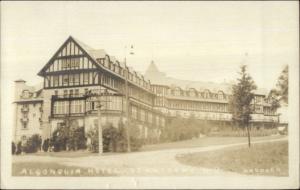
xmin=13 ymin=36 xmax=280 ymax=142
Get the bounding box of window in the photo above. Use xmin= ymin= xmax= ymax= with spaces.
xmin=53 ymin=101 xmax=70 ymax=115
xmin=75 ymin=89 xmax=79 ymax=97
xmin=83 ymin=73 xmax=89 ymax=84
xmin=148 ymin=113 xmax=152 ymax=124
xmin=161 ymin=118 xmax=165 ymax=127
xmin=63 ymin=75 xmax=69 ymax=86
xmin=70 ymin=100 xmax=83 ymax=113
xmin=71 ymin=59 xmax=80 ymax=69
xmin=140 ymin=109 xmax=145 ymax=122
xmin=105 ymin=96 xmax=122 ymax=111
xmin=53 ymin=102 xmax=57 ymax=114
xmin=63 ymin=90 xmax=68 ymax=97
xmin=69 ymin=74 xmax=79 ymax=86
xmin=156 ymin=116 xmax=159 ymax=126
xmin=21 ymin=135 xmax=27 ymax=141
xmin=53 ymin=76 xmax=59 ymax=87
xmin=61 ymin=58 xmax=80 ymax=69
xmin=255 ymin=96 xmax=262 ymax=104
xmin=69 ymin=90 xmax=74 ymax=97
xmin=54 ymin=90 xmax=58 ymax=96
xmin=131 ymin=106 xmax=137 ymax=119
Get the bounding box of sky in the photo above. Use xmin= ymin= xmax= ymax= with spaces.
xmin=1 ymin=1 xmax=298 ymax=93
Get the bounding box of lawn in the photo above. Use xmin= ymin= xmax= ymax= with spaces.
xmin=176 ymin=140 xmax=288 ymax=176
xmin=141 ymin=135 xmax=283 ymax=152
xmin=12 ymin=162 xmax=115 ymax=176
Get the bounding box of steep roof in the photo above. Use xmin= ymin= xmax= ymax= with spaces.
xmin=145 ymin=60 xmax=159 ymax=73
xmin=145 ymin=61 xmax=269 ymax=95
xmin=72 ymin=37 xmax=107 ymax=60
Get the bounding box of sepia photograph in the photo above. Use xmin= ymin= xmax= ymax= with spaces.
xmin=1 ymin=1 xmax=299 ymax=189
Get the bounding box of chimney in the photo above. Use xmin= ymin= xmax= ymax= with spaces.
xmin=14 ymin=79 xmax=26 ymax=101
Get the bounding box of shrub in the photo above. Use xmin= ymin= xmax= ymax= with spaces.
xmin=86 ymin=125 xmax=99 ymax=153
xmin=160 ymin=116 xmax=210 ymax=142
xmin=12 ymin=142 xmax=16 ymax=155
xmin=51 ymin=126 xmax=68 ymax=152
xmin=42 ymin=138 xmax=50 ymax=152
xmin=119 ymin=121 xmax=143 ymax=151
xmin=67 ymin=125 xmax=86 ymax=151
xmin=24 ymin=134 xmax=41 ymax=153
xmin=50 ymin=119 xmax=86 ymax=152
xmin=86 ymin=120 xmax=143 ymax=153
xmin=16 ymin=141 xmax=22 ymax=155
xmin=103 ymin=123 xmax=119 ymax=152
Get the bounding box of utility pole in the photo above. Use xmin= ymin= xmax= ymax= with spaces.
xmin=87 ymin=88 xmax=110 ymax=155
xmin=97 ymin=94 xmax=103 ymax=155
xmin=124 ymin=58 xmax=131 ymax=152
xmin=123 ymin=45 xmax=134 ymax=152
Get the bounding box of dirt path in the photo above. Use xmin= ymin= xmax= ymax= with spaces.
xmin=13 ymin=136 xmax=288 ymax=176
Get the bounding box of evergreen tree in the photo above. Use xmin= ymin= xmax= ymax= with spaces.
xmin=271 ymin=65 xmax=288 ymax=104
xmin=230 ymin=65 xmax=257 ymax=147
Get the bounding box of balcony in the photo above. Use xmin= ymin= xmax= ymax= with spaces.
xmin=21 ymin=106 xmax=29 ymax=112
xmin=20 ymin=117 xmax=29 ymax=123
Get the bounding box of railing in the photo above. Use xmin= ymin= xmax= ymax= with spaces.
xmin=166 ymin=94 xmax=228 ymax=103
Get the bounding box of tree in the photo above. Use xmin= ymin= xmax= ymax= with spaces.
xmin=271 ymin=65 xmax=288 ymax=104
xmin=230 ymin=65 xmax=257 ymax=147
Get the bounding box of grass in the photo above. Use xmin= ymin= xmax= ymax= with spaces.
xmin=141 ymin=135 xmax=283 ymax=152
xmin=176 ymin=140 xmax=288 ymax=176
xmin=15 ymin=136 xmax=284 ymax=158
xmin=12 ymin=162 xmax=115 ymax=176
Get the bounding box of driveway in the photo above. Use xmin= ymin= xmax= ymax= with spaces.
xmin=13 ymin=136 xmax=287 ymax=176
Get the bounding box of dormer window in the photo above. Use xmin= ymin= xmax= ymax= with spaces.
xmin=189 ymin=89 xmax=197 ymax=97
xmin=115 ymin=66 xmax=119 ymax=74
xmin=204 ymin=90 xmax=210 ymax=98
xmin=174 ymin=88 xmax=181 ymax=96
xmin=105 ymin=56 xmax=109 ymax=68
xmin=218 ymin=91 xmax=224 ymax=100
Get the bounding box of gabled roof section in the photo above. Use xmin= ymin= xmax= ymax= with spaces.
xmin=37 ymin=36 xmax=103 ymax=76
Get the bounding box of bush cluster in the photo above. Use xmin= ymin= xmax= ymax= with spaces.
xmin=12 ymin=134 xmax=42 ymax=154
xmin=160 ymin=116 xmax=225 ymax=142
xmin=50 ymin=120 xmax=86 ymax=152
xmin=87 ymin=120 xmax=143 ymax=153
